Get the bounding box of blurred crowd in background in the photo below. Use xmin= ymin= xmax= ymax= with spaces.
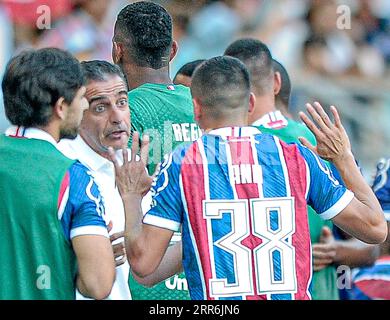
xmin=0 ymin=0 xmax=389 ymax=178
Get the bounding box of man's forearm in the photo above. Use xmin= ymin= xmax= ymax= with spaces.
xmin=122 ymin=193 xmax=145 ymax=264
xmin=333 ymin=152 xmax=382 ymax=214
xmin=332 ymin=152 xmax=386 ymax=243
xmin=133 ymin=242 xmax=183 ymax=287
xmin=334 ymin=238 xmax=379 ymax=268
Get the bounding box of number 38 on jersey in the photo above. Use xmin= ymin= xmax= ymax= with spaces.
xmin=203 ymin=198 xmax=297 ymax=299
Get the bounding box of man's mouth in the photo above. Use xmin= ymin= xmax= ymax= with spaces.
xmin=107 ymin=130 xmax=127 ymax=139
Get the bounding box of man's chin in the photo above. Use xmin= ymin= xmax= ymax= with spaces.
xmin=105 ymin=136 xmax=129 ymax=149
xmin=60 ymin=129 xmax=78 ymax=140
xmin=108 ymin=141 xmax=128 ymax=151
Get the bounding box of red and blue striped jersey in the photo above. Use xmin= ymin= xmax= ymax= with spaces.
xmin=349 ymin=256 xmax=390 ymax=300
xmin=143 ymin=127 xmax=354 ymax=300
xmin=372 ymin=158 xmax=390 ymax=221
xmin=344 ymin=158 xmax=390 ymax=300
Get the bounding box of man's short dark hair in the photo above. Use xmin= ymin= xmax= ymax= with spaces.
xmin=81 ymin=60 xmax=127 ymax=87
xmin=224 ymin=38 xmax=273 ymax=95
xmin=191 ymin=56 xmax=250 ymax=116
xmin=272 ymin=59 xmax=291 ymax=108
xmin=2 ymin=48 xmax=85 ymax=127
xmin=174 ymin=59 xmax=206 ymax=80
xmin=115 ymin=1 xmax=172 ymax=69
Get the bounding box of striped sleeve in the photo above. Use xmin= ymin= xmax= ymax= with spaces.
xmin=297 ymin=145 xmax=354 ymax=220
xmin=59 ymin=161 xmax=108 ymax=241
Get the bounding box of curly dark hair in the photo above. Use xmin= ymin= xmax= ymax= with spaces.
xmin=115 ymin=1 xmax=173 ymax=69
xmin=2 ymin=48 xmax=85 ymax=127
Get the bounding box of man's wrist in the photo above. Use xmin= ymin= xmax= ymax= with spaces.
xmin=332 ymin=150 xmax=355 ymax=168
xmin=122 ymin=192 xmax=143 ymax=202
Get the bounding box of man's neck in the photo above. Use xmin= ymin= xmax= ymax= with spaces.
xmin=251 ymin=94 xmax=277 ymax=124
xmin=122 ymin=64 xmax=172 ymax=91
xmin=38 ymin=124 xmax=59 ymax=142
xmin=202 ymin=118 xmax=249 ymax=132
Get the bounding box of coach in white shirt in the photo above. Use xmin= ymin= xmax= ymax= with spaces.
xmin=58 ymin=60 xmax=151 ymax=300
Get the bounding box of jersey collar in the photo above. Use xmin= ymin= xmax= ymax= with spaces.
xmin=252 ymin=110 xmax=288 ymax=129
xmin=5 ymin=126 xmax=58 ymax=147
xmin=208 ymin=126 xmax=262 ymax=140
xmin=58 ymin=135 xmax=130 ymax=173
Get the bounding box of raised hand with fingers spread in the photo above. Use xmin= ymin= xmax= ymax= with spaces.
xmin=298 ymin=102 xmax=351 ymax=164
xmin=108 ymin=132 xmax=153 ymax=198
xmin=299 ymin=102 xmax=387 ymax=244
xmin=108 ymin=131 xmax=174 ymax=277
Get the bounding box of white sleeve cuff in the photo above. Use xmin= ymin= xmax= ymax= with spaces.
xmin=143 ymin=214 xmax=181 ymax=232
xmin=70 ymin=226 xmax=109 ymax=239
xmin=319 ymin=190 xmax=354 ymax=220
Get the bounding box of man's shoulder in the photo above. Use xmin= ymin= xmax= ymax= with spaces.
xmin=58 ymin=138 xmax=96 ymax=171
xmin=58 ymin=138 xmax=78 ymax=160
xmin=286 ymin=119 xmax=316 ymax=141
xmin=67 ymin=160 xmax=93 ymax=179
xmin=129 ymin=83 xmax=191 ymax=94
xmin=129 ymin=84 xmax=192 ymax=107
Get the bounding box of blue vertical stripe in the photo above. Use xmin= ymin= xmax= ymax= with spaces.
xmin=254 ymin=135 xmax=287 ymax=198
xmin=254 ymin=134 xmax=293 ymax=300
xmin=202 ymin=135 xmax=237 ymax=297
xmin=269 ymin=209 xmax=280 ymax=232
xmin=272 ymin=250 xmax=282 ymax=281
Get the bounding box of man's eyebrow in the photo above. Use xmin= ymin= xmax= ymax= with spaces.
xmin=88 ymin=95 xmax=109 ymax=104
xmin=117 ymin=90 xmax=128 ymax=96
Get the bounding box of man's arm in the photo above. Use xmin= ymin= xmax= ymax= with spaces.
xmin=123 ymin=193 xmax=173 ymax=277
xmin=109 ymin=133 xmax=176 ymax=278
xmin=64 ymin=163 xmax=116 ymax=299
xmin=72 ymin=235 xmax=116 ymax=299
xmin=133 ymin=241 xmax=183 ymax=286
xmin=330 ymin=154 xmax=386 ymax=244
xmin=333 ymin=238 xmax=379 ymax=268
xmin=312 ymin=226 xmax=379 ymax=271
xmin=299 ymin=102 xmax=387 ymax=244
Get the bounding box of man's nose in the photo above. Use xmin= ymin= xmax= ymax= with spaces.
xmin=109 ymin=105 xmax=123 ymax=124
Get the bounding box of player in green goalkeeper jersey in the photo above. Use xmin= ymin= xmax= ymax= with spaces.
xmin=112 ymin=1 xmax=194 ymax=300
xmin=112 ymin=1 xmax=201 ymax=176
xmin=225 ymin=38 xmax=379 ymax=300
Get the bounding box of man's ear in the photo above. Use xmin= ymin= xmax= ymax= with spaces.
xmin=112 ymin=41 xmax=123 ymax=65
xmin=53 ymin=97 xmax=67 ymax=120
xmin=170 ymin=40 xmax=178 ymax=62
xmin=193 ymin=97 xmax=202 ymax=123
xmin=248 ymin=92 xmax=256 ymax=114
xmin=274 ymin=71 xmax=282 ymax=95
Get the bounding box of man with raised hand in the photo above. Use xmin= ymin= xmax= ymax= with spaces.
xmin=110 ymin=56 xmax=387 ymax=300
xmin=225 ymin=38 xmax=379 ymax=300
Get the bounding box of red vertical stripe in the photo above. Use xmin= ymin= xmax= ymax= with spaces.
xmin=181 ymin=142 xmax=214 ymax=300
xmin=280 ymin=141 xmax=312 ymax=300
xmin=57 ymin=171 xmax=70 ymax=209
xmin=228 ymin=137 xmax=266 ymax=300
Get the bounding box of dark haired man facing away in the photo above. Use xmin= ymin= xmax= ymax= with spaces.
xmin=113 ymin=1 xmax=201 ymax=176
xmin=173 ymin=59 xmax=206 ymax=88
xmin=224 ymin=38 xmax=379 ymax=300
xmin=0 ymin=48 xmax=115 ymax=300
xmin=112 ymin=1 xmax=196 ymax=300
xmin=110 ymin=56 xmax=386 ymax=300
